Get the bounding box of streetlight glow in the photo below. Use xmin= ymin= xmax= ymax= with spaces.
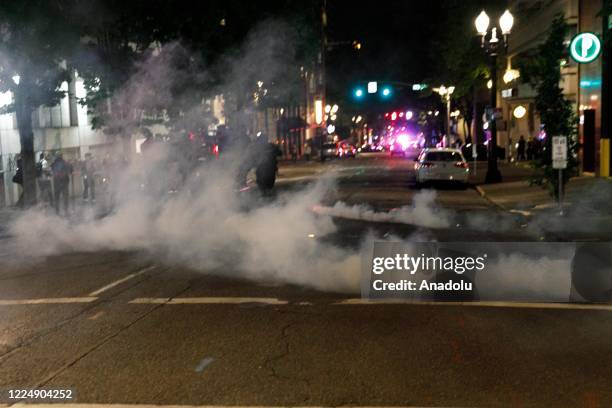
xmin=513 ymin=105 xmax=527 ymax=119
xmin=475 ymin=10 xmax=490 ymax=35
xmin=499 ymin=10 xmax=514 ymax=35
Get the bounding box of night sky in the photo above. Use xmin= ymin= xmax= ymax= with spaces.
xmin=325 ymin=1 xmax=444 ymax=103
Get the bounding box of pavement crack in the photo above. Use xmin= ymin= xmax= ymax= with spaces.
xmin=0 ymin=265 xmax=161 ymax=362
xmin=33 ymin=281 xmax=194 ymax=389
xmin=261 ymin=317 xmax=311 ymax=386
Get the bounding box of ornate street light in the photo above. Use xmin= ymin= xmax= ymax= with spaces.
xmin=434 ymin=85 xmax=455 ymax=147
xmin=475 ymin=9 xmax=514 ymax=183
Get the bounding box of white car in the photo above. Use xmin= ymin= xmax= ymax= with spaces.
xmin=414 ymin=148 xmax=469 ymax=187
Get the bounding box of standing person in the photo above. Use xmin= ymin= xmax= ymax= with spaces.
xmin=51 ymin=153 xmax=72 ymax=216
xmin=290 ymin=144 xmax=297 ymax=162
xmin=507 ymin=137 xmax=513 ymax=162
xmin=12 ymin=156 xmax=24 ymax=208
xmin=81 ymin=153 xmax=96 ymax=203
xmin=526 ymin=137 xmax=535 ymax=161
xmin=517 ymin=135 xmax=526 ymax=161
xmin=304 ymin=142 xmax=312 ymax=161
xmin=37 ymin=152 xmax=53 ymax=206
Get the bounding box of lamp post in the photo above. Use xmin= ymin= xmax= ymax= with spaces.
xmin=475 ymin=9 xmax=514 ymax=183
xmin=434 ymin=85 xmax=455 ymax=147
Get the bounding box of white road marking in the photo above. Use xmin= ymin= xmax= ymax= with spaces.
xmin=129 ymin=297 xmax=288 ymax=305
xmin=88 ymin=266 xmax=156 ymax=297
xmin=0 ymin=297 xmax=97 ymax=305
xmin=335 ymin=298 xmax=612 ymax=311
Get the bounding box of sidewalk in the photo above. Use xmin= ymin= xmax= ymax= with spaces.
xmin=475 ymin=175 xmax=612 ymax=239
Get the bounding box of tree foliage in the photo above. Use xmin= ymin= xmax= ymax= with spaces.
xmin=425 ymin=0 xmax=502 ymax=140
xmin=0 ymin=0 xmax=81 ymax=205
xmin=519 ymin=14 xmax=579 ymax=197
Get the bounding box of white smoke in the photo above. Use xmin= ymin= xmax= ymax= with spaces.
xmin=313 ymin=189 xmax=451 ymax=229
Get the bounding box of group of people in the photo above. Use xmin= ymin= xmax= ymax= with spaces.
xmin=513 ymin=135 xmax=543 ymax=162
xmin=12 ymin=151 xmax=98 ymax=216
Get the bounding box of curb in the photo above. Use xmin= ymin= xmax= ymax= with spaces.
xmin=474 ymin=185 xmax=511 ymax=213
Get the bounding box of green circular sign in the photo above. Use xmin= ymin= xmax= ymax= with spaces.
xmin=570 ymin=32 xmax=601 ymax=63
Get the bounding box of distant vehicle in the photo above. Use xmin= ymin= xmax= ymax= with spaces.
xmin=414 ymin=148 xmax=469 ymax=187
xmin=338 ymin=142 xmax=356 ymax=158
xmin=359 ymin=144 xmax=370 ymax=153
xmin=321 ymin=142 xmax=339 ymax=160
xmin=390 ymin=142 xmax=408 ymax=157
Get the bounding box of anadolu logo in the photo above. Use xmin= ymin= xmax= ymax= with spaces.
xmin=569 ymin=32 xmax=601 ymax=64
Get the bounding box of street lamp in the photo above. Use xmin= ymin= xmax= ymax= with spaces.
xmin=475 ymin=9 xmax=514 ymax=183
xmin=434 ymin=85 xmax=455 ymax=147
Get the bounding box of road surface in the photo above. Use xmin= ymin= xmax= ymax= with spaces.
xmin=1 ymin=155 xmax=611 ymax=407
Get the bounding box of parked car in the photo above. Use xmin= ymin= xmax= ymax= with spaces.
xmin=414 ymin=148 xmax=469 ymax=187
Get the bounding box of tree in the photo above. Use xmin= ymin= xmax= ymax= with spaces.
xmin=519 ymin=14 xmax=579 ymax=198
xmin=0 ymin=0 xmax=80 ymax=206
xmin=74 ymin=0 xmax=319 ymax=139
xmin=425 ymin=0 xmax=497 ymax=142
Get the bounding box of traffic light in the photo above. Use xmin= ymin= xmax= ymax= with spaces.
xmin=353 ymin=87 xmax=365 ymax=99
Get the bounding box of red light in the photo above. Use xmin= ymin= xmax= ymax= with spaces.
xmin=391 ymin=112 xmax=397 ymax=121
xmin=384 ymin=113 xmax=389 ymax=118
xmin=454 ymin=162 xmax=468 ymax=168
xmin=188 ymin=132 xmax=196 ymax=141
xmin=399 ymin=112 xmax=404 ymax=118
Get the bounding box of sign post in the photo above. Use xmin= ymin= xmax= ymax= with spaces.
xmin=552 ymin=136 xmax=568 ymax=215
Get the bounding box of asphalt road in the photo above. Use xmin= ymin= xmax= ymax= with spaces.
xmin=1 ymin=155 xmax=611 ymax=408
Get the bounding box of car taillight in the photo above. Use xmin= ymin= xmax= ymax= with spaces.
xmin=454 ymin=161 xmax=468 ymax=168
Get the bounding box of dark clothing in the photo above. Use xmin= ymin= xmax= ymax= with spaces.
xmin=517 ymin=138 xmax=526 ymax=161
xmin=38 ymin=179 xmax=53 ymax=206
xmin=83 ymin=176 xmax=95 ymax=200
xmin=51 ymin=158 xmax=72 ymax=215
xmin=54 ymin=179 xmax=69 ymax=215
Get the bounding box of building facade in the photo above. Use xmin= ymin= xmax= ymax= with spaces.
xmin=498 ymin=0 xmax=609 ymax=176
xmin=0 ymin=75 xmax=110 ymax=207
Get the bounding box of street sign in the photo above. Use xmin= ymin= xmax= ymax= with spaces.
xmin=552 ymin=136 xmax=567 ymax=169
xmin=569 ymin=33 xmax=601 ymax=64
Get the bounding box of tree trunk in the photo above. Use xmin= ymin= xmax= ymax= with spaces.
xmin=14 ymin=84 xmax=37 ymax=207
